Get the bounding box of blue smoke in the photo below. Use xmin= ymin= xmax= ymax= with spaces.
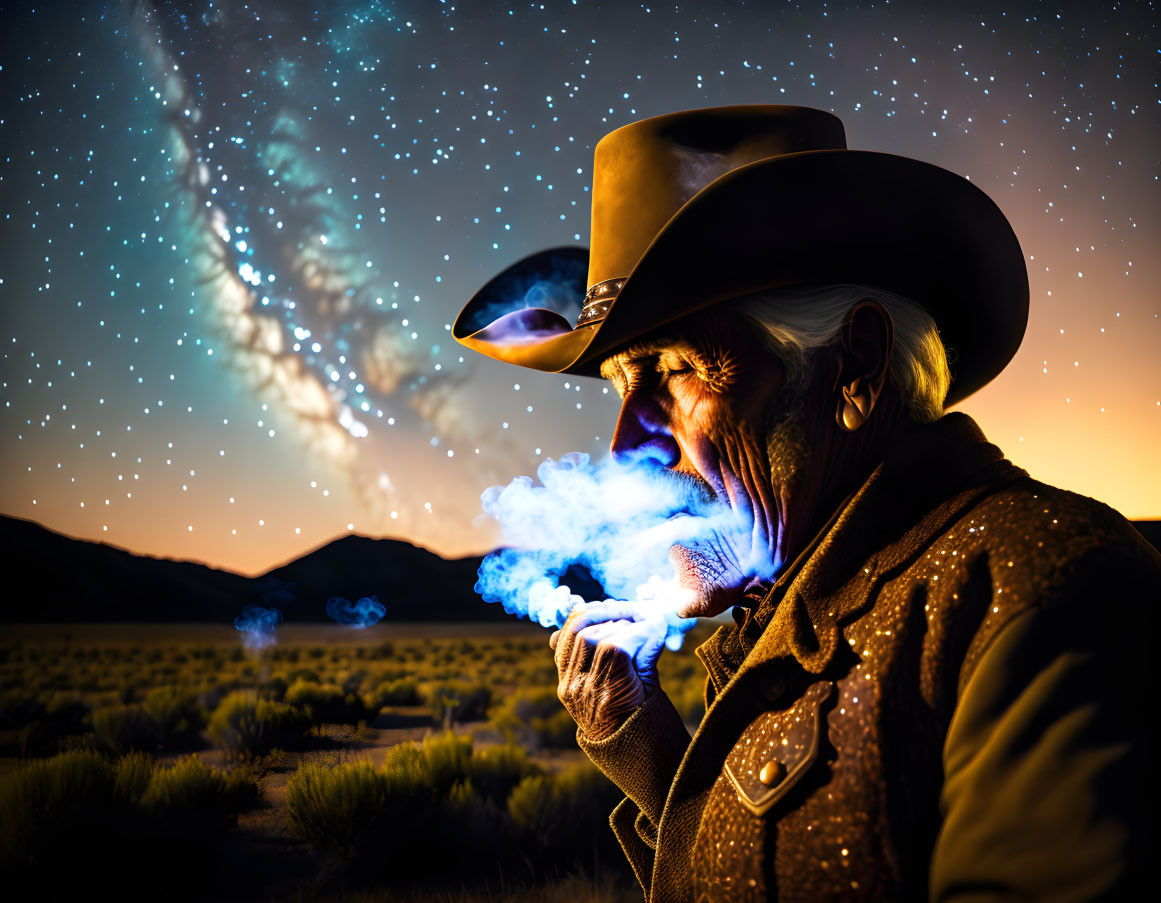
xmin=463 ymin=249 xmax=586 ymax=334
xmin=234 ymin=605 xmax=283 ymax=650
xmin=476 ymin=452 xmax=734 ymax=650
xmin=326 ymin=595 xmax=387 ymax=629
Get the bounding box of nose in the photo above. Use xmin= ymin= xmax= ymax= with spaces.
xmin=611 ymin=390 xmax=681 ymax=467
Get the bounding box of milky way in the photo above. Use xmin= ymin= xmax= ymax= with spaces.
xmin=1 ymin=2 xmax=1156 ymax=575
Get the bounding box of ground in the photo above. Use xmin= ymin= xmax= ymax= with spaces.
xmin=0 ymin=622 xmax=710 ymax=901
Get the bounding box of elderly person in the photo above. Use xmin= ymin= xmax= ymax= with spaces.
xmin=454 ymin=107 xmax=1156 ymax=901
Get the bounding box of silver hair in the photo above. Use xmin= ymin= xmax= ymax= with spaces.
xmin=734 ymin=283 xmax=952 ymax=423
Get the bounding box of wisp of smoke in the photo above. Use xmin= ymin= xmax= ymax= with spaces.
xmin=326 ymin=595 xmax=387 ymax=629
xmin=234 ymin=605 xmax=283 ymax=651
xmin=475 ymin=452 xmax=734 ymax=650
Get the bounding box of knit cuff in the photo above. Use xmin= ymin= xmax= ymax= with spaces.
xmin=610 ymin=797 xmax=656 ymax=897
xmin=578 ymin=689 xmax=691 ymax=826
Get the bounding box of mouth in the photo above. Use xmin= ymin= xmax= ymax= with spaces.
xmin=656 ymin=467 xmax=718 ymax=510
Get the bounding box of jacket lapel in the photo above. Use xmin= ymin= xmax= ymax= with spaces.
xmin=747 ymin=412 xmax=1022 ymax=676
xmin=654 ymin=414 xmax=1028 ymax=901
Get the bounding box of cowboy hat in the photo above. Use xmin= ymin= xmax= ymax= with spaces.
xmin=452 ymin=105 xmax=1028 ymax=405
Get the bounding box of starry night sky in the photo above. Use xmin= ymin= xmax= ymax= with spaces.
xmin=1 ymin=1 xmax=1157 ymax=576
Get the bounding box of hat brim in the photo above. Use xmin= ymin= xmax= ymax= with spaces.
xmin=453 ymin=150 xmax=1028 ymax=406
xmin=453 ymin=246 xmax=597 ymax=367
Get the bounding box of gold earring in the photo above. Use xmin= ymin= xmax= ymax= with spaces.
xmin=837 ymin=386 xmax=869 ymax=431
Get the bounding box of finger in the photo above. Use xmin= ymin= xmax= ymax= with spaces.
xmin=560 ymin=602 xmax=653 ymax=641
xmin=559 ymin=631 xmax=611 ymax=711
xmin=595 ymin=618 xmax=669 ymax=677
xmin=633 ymin=627 xmax=668 ymax=683
xmin=554 ymin=605 xmax=628 ymax=671
xmin=583 ymin=621 xmax=662 ymax=692
xmin=559 ymin=621 xmax=632 ymax=707
xmin=548 ymin=629 xmax=561 ymax=651
xmin=554 ymin=608 xmax=590 ymax=671
xmin=576 ymin=619 xmax=630 ymax=642
xmin=569 ymin=620 xmax=625 ymax=672
xmin=589 ymin=636 xmax=647 ymax=716
xmin=578 ymin=600 xmax=658 ymax=623
xmin=589 ymin=629 xmax=637 ymax=681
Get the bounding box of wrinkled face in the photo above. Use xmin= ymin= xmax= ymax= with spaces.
xmin=600 ymin=309 xmax=809 ymax=618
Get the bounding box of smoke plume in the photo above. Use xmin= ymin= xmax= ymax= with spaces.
xmin=326 ymin=595 xmax=387 ymax=629
xmin=475 ymin=452 xmax=737 ymax=650
xmin=234 ymin=605 xmax=283 ymax=651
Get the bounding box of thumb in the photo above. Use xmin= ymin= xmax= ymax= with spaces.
xmin=629 ymin=621 xmax=668 ymax=686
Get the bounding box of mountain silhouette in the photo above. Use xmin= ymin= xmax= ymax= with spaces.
xmin=0 ymin=515 xmax=505 ymax=623
xmin=1 ymin=514 xmax=1157 ymax=623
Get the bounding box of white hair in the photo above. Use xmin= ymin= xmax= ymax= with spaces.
xmin=734 ymin=283 xmax=952 ymax=423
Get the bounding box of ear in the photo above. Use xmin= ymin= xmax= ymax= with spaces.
xmin=833 ymin=301 xmax=894 ymax=432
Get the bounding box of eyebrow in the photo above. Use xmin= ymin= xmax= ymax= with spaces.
xmin=599 ymin=334 xmax=681 ymax=380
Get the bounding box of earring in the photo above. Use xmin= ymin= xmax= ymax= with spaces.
xmin=836 ymin=385 xmax=870 ymax=431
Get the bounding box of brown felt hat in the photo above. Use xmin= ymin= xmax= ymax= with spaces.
xmin=452 ymin=105 xmax=1028 ymax=406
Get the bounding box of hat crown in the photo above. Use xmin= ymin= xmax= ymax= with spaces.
xmin=588 ymin=106 xmax=846 ymax=289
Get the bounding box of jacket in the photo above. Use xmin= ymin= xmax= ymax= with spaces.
xmin=578 ymin=412 xmax=1158 ymax=901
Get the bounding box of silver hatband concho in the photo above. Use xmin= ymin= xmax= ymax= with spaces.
xmin=576 ymin=277 xmax=626 ymax=327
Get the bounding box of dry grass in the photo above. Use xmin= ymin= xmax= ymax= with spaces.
xmin=0 ymin=622 xmax=713 ymax=899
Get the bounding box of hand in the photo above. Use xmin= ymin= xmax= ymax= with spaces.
xmin=549 ymin=602 xmax=668 ymax=741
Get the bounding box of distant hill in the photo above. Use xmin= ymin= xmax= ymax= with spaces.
xmin=1134 ymin=521 xmax=1161 ymax=555
xmin=0 ymin=515 xmax=1157 ymax=624
xmin=0 ymin=515 xmax=506 ymax=624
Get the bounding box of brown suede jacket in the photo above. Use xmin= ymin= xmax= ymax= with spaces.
xmin=578 ymin=413 xmax=1157 ymax=901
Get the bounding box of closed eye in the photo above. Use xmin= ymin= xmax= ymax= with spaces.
xmin=657 ymin=352 xmax=694 ymax=376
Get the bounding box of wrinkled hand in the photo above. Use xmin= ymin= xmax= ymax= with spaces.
xmin=549 ymin=602 xmax=668 ymax=741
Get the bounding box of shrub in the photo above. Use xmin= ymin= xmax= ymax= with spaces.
xmin=289 ymin=737 xmax=516 ymax=877
xmin=666 ymin=675 xmax=708 ymax=724
xmin=339 ymin=669 xmax=368 ymax=696
xmin=0 ymin=719 xmax=75 ymax=758
xmin=420 ymin=731 xmax=473 ymax=794
xmin=529 ymin=709 xmax=579 ymax=749
xmin=508 ymin=763 xmax=622 ymax=851
xmin=490 ymin=686 xmax=577 ymax=750
xmin=114 ymin=750 xmax=156 ymax=799
xmin=467 ymin=743 xmax=540 ymax=804
xmin=369 ymin=640 xmax=395 ymax=659
xmin=379 ymin=739 xmax=431 ymax=793
xmin=0 ymin=690 xmax=44 ymax=730
xmin=491 ymin=686 xmax=557 ymax=729
xmin=285 ymin=737 xmax=504 ymax=853
xmin=141 ymin=755 xmax=259 ymax=814
xmin=0 ymin=749 xmax=260 ymax=896
xmin=41 ymin=691 xmax=89 ymax=728
xmin=142 ymin=685 xmax=200 ymax=743
xmin=207 ymin=690 xmax=313 ymax=758
xmin=285 ymin=679 xmax=363 ymax=723
xmin=90 ymin=704 xmax=153 ymax=755
xmin=1 ymin=750 xmax=115 ymax=872
xmin=425 ymin=680 xmax=491 ymax=726
xmin=54 ymin=732 xmax=102 ymax=755
xmin=365 ymin=677 xmax=422 ymax=709
xmin=258 ymin=674 xmax=288 ymax=698
xmin=285 ymin=761 xmax=387 ymax=852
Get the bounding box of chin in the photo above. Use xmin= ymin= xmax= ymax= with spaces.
xmin=669 ymin=542 xmax=750 ymax=619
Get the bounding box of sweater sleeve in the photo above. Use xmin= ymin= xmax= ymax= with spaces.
xmin=930 ymin=588 xmax=1148 ymax=902
xmin=578 ymin=689 xmax=692 ymax=898
xmin=577 ymin=688 xmax=692 ymax=828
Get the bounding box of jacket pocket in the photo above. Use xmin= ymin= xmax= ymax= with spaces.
xmin=690 ymin=679 xmax=837 ymax=900
xmin=723 ymin=679 xmax=836 ymax=816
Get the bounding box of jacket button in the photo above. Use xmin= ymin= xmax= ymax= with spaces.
xmin=759 ymin=759 xmax=786 ymax=786
xmin=761 ymin=679 xmax=786 ymax=704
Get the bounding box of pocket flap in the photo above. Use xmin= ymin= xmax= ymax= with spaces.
xmin=723 ymin=680 xmax=835 ymax=816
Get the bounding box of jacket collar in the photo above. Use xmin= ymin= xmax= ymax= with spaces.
xmin=704 ymin=413 xmax=1023 ymax=681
